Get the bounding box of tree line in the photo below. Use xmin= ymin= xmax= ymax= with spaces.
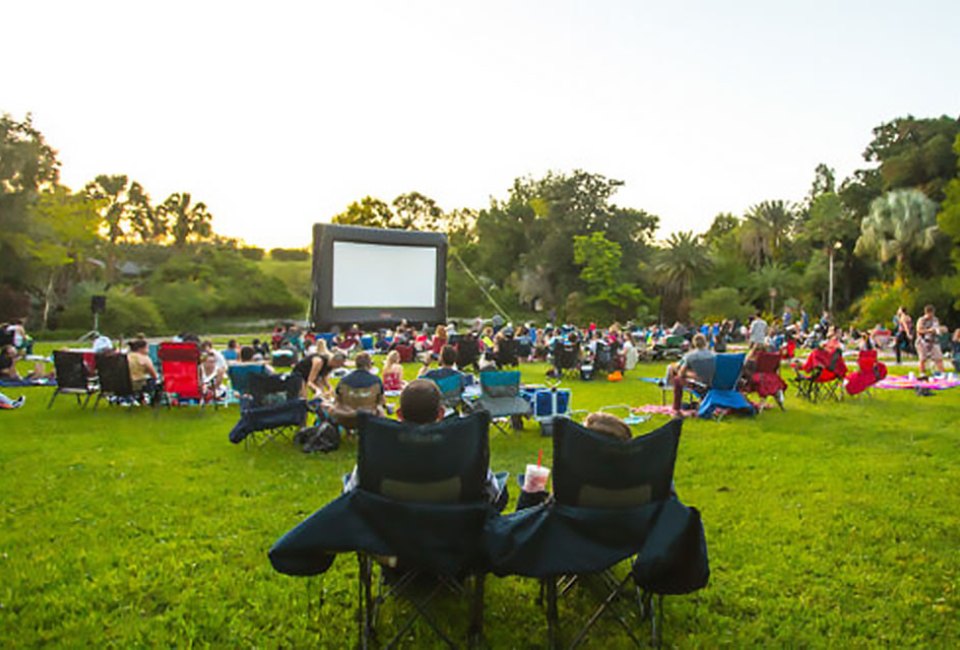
xmin=3 ymin=111 xmax=959 ymax=335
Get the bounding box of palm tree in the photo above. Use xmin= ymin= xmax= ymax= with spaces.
xmin=654 ymin=231 xmax=712 ymax=320
xmin=741 ymin=200 xmax=796 ymax=268
xmin=158 ymin=192 xmax=213 ymax=247
xmin=854 ymin=189 xmax=939 ymax=283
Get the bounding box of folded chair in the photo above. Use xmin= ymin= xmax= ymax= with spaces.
xmin=476 ymin=370 xmax=531 ymax=434
xmin=48 ymin=350 xmax=97 ymax=409
xmin=158 ymin=342 xmax=205 ymax=406
xmin=697 ymin=353 xmax=756 ymax=419
xmin=845 ymin=349 xmax=888 ymax=397
xmin=743 ymin=351 xmax=787 ymax=410
xmin=269 ymin=411 xmax=495 ymax=648
xmin=792 ymin=348 xmax=848 ymax=403
xmin=485 ymin=417 xmax=709 ymax=647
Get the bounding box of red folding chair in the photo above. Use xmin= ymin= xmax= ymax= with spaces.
xmin=158 ymin=342 xmax=204 ymax=406
xmin=746 ymin=351 xmax=787 ymax=410
xmin=792 ymin=347 xmax=847 ymax=402
xmin=845 ymin=349 xmax=888 ymax=397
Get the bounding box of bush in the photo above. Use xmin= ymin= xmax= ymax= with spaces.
xmin=59 ymin=285 xmax=166 ymax=336
xmin=239 ymin=247 xmax=265 ymax=261
xmin=691 ymin=287 xmax=754 ymax=323
xmin=853 ymin=280 xmax=916 ymax=330
xmin=269 ymin=248 xmax=310 ymax=262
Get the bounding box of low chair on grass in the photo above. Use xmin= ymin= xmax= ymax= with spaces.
xmin=743 ymin=351 xmax=787 ymax=411
xmin=226 ymin=363 xmax=268 ymax=399
xmin=48 ymin=350 xmax=97 ymax=409
xmin=697 ymin=353 xmax=755 ymax=419
xmin=845 ymin=349 xmax=888 ymax=397
xmin=158 ymin=342 xmax=205 ymax=406
xmin=476 ymin=370 xmax=531 ymax=434
xmin=550 ymin=342 xmax=582 ymax=384
xmin=92 ymin=354 xmax=151 ymax=410
xmin=486 ymin=417 xmax=709 ymax=648
xmin=269 ymin=411 xmax=496 ymax=648
xmin=792 ymin=347 xmax=848 ymax=403
xmin=228 ymin=373 xmax=306 ymax=447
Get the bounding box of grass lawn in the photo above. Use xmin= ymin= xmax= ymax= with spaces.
xmin=2 ymin=348 xmax=959 ymax=647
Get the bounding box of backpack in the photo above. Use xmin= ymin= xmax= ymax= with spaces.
xmin=294 ymin=422 xmax=341 ymax=453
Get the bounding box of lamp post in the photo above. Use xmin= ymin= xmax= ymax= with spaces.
xmin=769 ymin=287 xmax=778 ymax=317
xmin=828 ymin=241 xmax=842 ymax=315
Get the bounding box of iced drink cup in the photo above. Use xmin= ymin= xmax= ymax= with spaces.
xmin=523 ymin=464 xmax=550 ymax=492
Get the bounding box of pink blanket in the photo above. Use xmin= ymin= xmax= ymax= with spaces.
xmin=876 ymin=376 xmax=960 ymax=390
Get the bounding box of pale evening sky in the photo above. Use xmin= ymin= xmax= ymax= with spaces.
xmin=3 ymin=1 xmax=958 ymax=249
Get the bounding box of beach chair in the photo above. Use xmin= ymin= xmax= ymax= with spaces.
xmin=48 ymin=350 xmax=97 ymax=409
xmin=697 ymin=353 xmax=756 ymax=419
xmin=269 ymin=411 xmax=495 ymax=648
xmin=92 ymin=354 xmax=147 ymax=410
xmin=792 ymin=348 xmax=848 ymax=403
xmin=158 ymin=342 xmax=204 ymax=406
xmin=485 ymin=417 xmax=709 ymax=647
xmin=476 ymin=370 xmax=531 ymax=434
xmin=845 ymin=349 xmax=888 ymax=397
xmin=744 ymin=351 xmax=787 ymax=410
xmin=228 ymin=373 xmax=307 ymax=446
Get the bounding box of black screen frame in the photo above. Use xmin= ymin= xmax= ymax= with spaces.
xmin=310 ymin=223 xmax=448 ymax=330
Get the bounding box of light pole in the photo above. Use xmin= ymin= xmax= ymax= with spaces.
xmin=828 ymin=241 xmax=842 ymax=315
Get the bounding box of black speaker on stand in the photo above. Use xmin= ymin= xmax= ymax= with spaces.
xmin=83 ymin=295 xmax=107 ymax=342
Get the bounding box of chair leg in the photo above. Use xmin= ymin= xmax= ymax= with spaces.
xmin=546 ymin=576 xmax=559 ymax=649
xmin=47 ymin=389 xmax=58 ymax=409
xmin=469 ymin=573 xmax=485 ymax=647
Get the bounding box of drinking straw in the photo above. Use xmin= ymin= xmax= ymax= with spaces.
xmin=537 ymin=448 xmax=543 ymax=467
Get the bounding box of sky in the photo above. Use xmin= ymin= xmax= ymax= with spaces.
xmin=3 ymin=1 xmax=959 ymax=249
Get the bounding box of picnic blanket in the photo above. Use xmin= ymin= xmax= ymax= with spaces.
xmin=875 ymin=375 xmax=960 ymax=391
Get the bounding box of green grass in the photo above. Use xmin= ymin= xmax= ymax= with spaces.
xmin=2 ymin=350 xmax=959 ymax=647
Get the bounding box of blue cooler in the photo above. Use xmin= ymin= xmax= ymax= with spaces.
xmin=360 ymin=335 xmax=374 ymax=351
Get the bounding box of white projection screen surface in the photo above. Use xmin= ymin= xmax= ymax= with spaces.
xmin=332 ymin=242 xmax=437 ymax=308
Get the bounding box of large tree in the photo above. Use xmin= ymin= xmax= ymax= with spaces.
xmin=855 ymin=189 xmax=940 ymax=284
xmin=740 ymin=200 xmax=796 ymax=268
xmin=158 ymin=192 xmax=213 ymax=247
xmin=654 ymin=231 xmax=711 ymax=321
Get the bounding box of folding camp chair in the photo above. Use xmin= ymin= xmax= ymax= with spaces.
xmin=429 ymin=372 xmax=467 ymax=415
xmin=227 ymin=363 xmax=268 ymax=399
xmin=93 ymin=354 xmax=152 ymax=410
xmin=455 ymin=334 xmax=482 ymax=373
xmin=792 ymin=348 xmax=847 ymax=403
xmin=158 ymin=342 xmax=205 ymax=406
xmin=229 ymin=372 xmax=307 ymax=446
xmin=484 ymin=417 xmax=707 ymax=648
xmin=476 ymin=370 xmax=531 ymax=434
xmin=696 ymin=353 xmax=756 ymax=419
xmin=845 ymin=349 xmax=887 ymax=397
xmin=550 ymin=342 xmax=582 ymax=384
xmin=48 ymin=350 xmax=97 ymax=409
xmin=743 ymin=351 xmax=787 ymax=410
xmin=331 ymin=380 xmax=384 ymax=434
xmin=495 ymin=338 xmax=520 ymax=369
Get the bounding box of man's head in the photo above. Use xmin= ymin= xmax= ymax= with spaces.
xmin=924 ymin=304 xmax=935 ymax=316
xmin=584 ymin=412 xmax=631 ymax=441
xmin=440 ymin=344 xmax=457 ymax=367
xmin=239 ymin=346 xmax=255 ymax=362
xmin=692 ymin=333 xmax=708 ymax=350
xmin=398 ymin=379 xmax=443 ymax=424
xmin=354 ymin=352 xmax=373 ymax=371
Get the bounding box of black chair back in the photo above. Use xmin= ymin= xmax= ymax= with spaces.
xmin=248 ymin=372 xmax=301 ymax=406
xmin=357 ymin=411 xmax=490 ymax=503
xmin=553 ymin=417 xmax=681 ymax=508
xmin=96 ymin=354 xmax=134 ymax=396
xmin=52 ymin=350 xmax=90 ymax=390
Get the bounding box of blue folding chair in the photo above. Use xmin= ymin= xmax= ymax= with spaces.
xmin=477 ymin=370 xmax=532 ymax=434
xmin=697 ymin=353 xmax=756 ymax=419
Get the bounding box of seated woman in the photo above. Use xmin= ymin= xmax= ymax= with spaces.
xmin=382 ymin=350 xmax=405 ymax=393
xmin=127 ymin=339 xmax=160 ymax=400
xmin=1 ymin=344 xmax=47 ymax=382
xmin=200 ymin=351 xmax=227 ymax=397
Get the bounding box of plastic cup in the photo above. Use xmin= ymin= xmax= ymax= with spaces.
xmin=523 ymin=464 xmax=550 ymax=492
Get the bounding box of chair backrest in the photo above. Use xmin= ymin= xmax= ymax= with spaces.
xmin=456 ymin=335 xmax=480 ymax=367
xmin=338 ymin=381 xmax=382 ymax=411
xmin=496 ymin=338 xmax=520 ymax=367
xmin=480 ymin=370 xmax=521 ymax=398
xmin=395 ymin=344 xmax=415 ymax=363
xmin=96 ymin=354 xmax=134 ymax=396
xmin=356 ymin=411 xmax=490 ymax=503
xmin=711 ymin=353 xmax=745 ymax=391
xmin=52 ymin=350 xmax=90 ymax=390
xmin=754 ymin=351 xmax=782 ymax=374
xmin=158 ymin=342 xmax=201 ymax=399
xmin=430 ymin=373 xmax=465 ymax=409
xmin=248 ymin=372 xmax=300 ymax=406
xmin=857 ymin=349 xmax=877 ymax=373
xmin=553 ymin=417 xmax=681 ymax=508
xmin=228 ymin=364 xmax=268 ymax=395
xmin=555 ymin=343 xmax=580 ymax=370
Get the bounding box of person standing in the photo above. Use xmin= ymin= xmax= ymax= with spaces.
xmin=894 ymin=306 xmax=914 ymax=365
xmin=915 ymin=304 xmax=946 ymax=375
xmin=748 ymin=312 xmax=768 ymax=348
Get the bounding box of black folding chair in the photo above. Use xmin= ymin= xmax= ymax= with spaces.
xmin=48 ymin=350 xmax=97 ymax=409
xmin=354 ymin=411 xmax=493 ymax=649
xmin=495 ymin=338 xmax=520 ymax=369
xmin=93 ymin=354 xmax=154 ymax=410
xmin=550 ymin=342 xmax=582 ymax=384
xmin=228 ymin=373 xmax=306 ymax=447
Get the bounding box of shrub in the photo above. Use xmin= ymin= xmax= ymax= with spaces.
xmin=853 ymin=280 xmax=916 ymax=330
xmin=269 ymin=248 xmax=310 ymax=262
xmin=691 ymin=287 xmax=754 ymax=323
xmin=59 ymin=285 xmax=166 ymax=336
xmin=239 ymin=247 xmax=265 ymax=261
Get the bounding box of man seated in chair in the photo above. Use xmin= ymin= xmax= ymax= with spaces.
xmin=418 ymin=345 xmax=464 ymax=385
xmin=330 ymin=352 xmax=385 ymax=429
xmin=344 ymin=379 xmax=507 ymax=510
xmin=664 ymin=333 xmax=715 ymax=413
